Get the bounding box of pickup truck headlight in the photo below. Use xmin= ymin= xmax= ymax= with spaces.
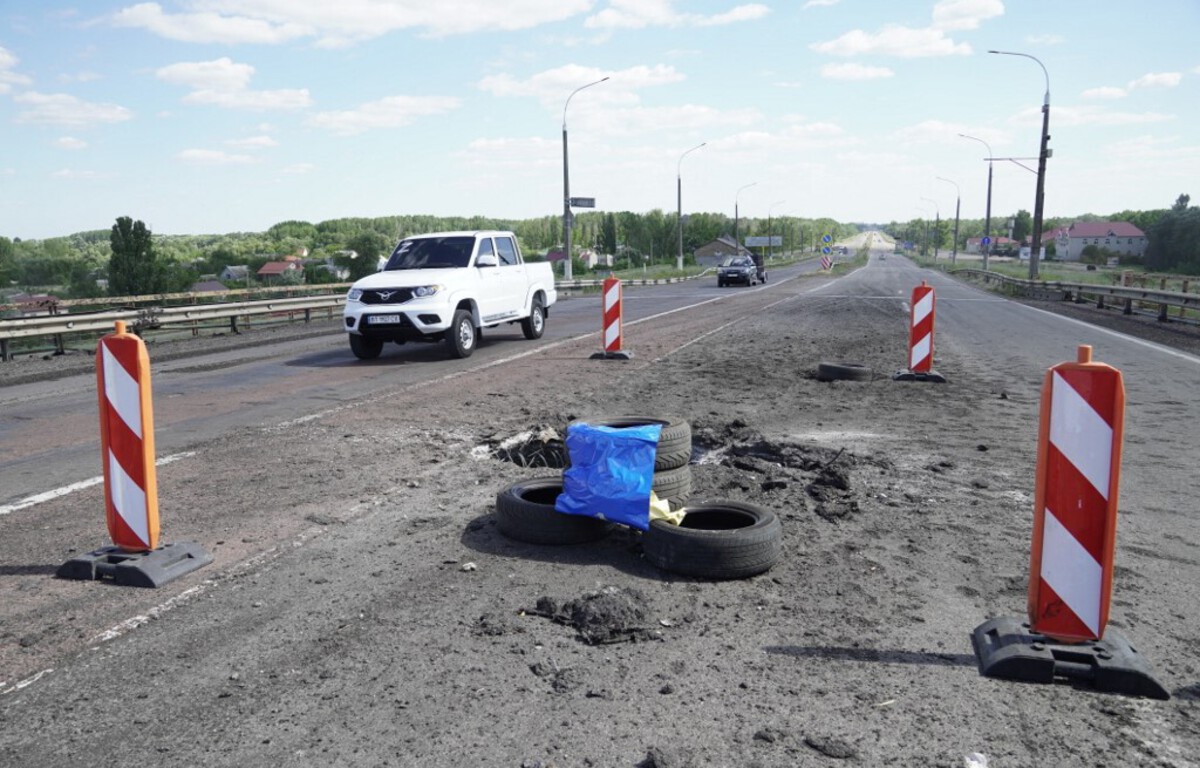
xmin=347 ymin=288 xmax=363 ymax=302
xmin=412 ymin=284 xmax=443 ymax=298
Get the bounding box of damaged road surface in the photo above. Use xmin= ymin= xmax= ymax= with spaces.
xmin=1 ymin=255 xmax=1198 ymax=767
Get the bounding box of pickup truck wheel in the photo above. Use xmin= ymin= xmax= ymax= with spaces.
xmin=522 ymin=298 xmax=545 ymax=340
xmin=642 ymin=501 xmax=782 ymax=579
xmin=495 ymin=477 xmax=612 ymax=545
xmin=446 ymin=309 xmax=477 ymax=358
xmin=349 ymin=333 xmax=383 ymax=360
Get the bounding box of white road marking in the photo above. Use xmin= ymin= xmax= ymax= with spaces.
xmin=0 ymin=452 xmax=196 ymax=516
xmin=0 ymin=668 xmax=53 ymax=696
xmin=1019 ymin=303 xmax=1200 ymax=366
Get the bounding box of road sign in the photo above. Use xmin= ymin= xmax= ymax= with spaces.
xmin=569 ymin=197 xmax=595 ymax=208
xmin=821 ymin=246 xmax=832 ymax=255
xmin=822 ymin=234 xmax=832 ymax=244
xmin=981 ymin=236 xmax=992 ymax=246
xmin=745 ymin=236 xmax=782 ymax=247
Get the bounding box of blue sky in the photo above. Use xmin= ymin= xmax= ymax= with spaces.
xmin=2 ymin=0 xmax=1198 ymax=240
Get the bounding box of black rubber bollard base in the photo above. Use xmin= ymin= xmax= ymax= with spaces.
xmin=57 ymin=542 xmax=213 ymax=588
xmin=971 ymin=616 xmax=1169 ymax=700
xmin=893 ymin=369 xmax=947 ymax=383
xmin=590 ymin=351 xmax=633 ymax=360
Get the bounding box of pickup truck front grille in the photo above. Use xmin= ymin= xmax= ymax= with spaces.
xmin=360 ymin=288 xmax=415 ymax=305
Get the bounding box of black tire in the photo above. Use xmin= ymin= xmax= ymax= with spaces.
xmin=642 ymin=501 xmax=782 ymax=579
xmin=718 ymin=278 xmax=725 ymax=288
xmin=446 ymin=308 xmax=477 ymax=358
xmin=521 ymin=297 xmax=545 ymax=340
xmin=570 ymin=416 xmax=692 ymax=471
xmin=349 ymin=333 xmax=383 ymax=360
xmin=816 ymin=362 xmax=873 ymax=382
xmin=495 ymin=477 xmax=612 ymax=545
xmin=652 ymin=464 xmax=692 ymax=510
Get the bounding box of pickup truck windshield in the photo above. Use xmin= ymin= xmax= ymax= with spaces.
xmin=383 ymin=236 xmax=474 ymax=270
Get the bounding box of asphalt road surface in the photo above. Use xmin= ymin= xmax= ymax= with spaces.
xmin=1 ymin=248 xmax=1197 ymax=767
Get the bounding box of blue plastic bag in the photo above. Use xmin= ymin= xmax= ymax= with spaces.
xmin=555 ymin=422 xmax=662 ymax=531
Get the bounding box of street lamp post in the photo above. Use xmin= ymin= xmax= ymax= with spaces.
xmin=935 ymin=176 xmax=960 ymax=265
xmin=734 ymin=182 xmax=757 ymax=259
xmin=562 ymin=76 xmax=609 ymax=281
xmin=958 ymin=133 xmax=994 ymax=271
xmin=676 ymin=142 xmax=706 ymax=271
xmin=990 ymin=49 xmax=1050 ymax=280
xmin=920 ymin=196 xmax=940 ymax=259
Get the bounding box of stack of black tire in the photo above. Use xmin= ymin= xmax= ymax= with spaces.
xmin=494 ymin=416 xmax=782 ymax=580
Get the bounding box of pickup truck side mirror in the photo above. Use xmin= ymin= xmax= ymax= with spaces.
xmin=476 ymin=253 xmax=498 ymax=268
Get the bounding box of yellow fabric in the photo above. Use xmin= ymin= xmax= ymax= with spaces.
xmin=648 ymin=490 xmax=684 ymax=525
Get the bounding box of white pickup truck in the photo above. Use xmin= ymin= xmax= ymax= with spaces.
xmin=342 ymin=230 xmax=557 ymax=359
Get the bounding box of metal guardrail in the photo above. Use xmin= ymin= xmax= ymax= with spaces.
xmin=953 ymin=268 xmax=1200 ymax=321
xmin=0 ymin=265 xmax=799 ymax=361
xmin=0 ymin=295 xmax=346 ymax=361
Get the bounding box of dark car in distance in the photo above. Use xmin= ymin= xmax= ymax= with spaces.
xmin=717 ymin=256 xmax=758 ymax=287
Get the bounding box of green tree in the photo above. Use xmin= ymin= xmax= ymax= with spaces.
xmin=344 ymin=232 xmax=388 ymax=280
xmin=601 ymin=213 xmax=617 ymax=255
xmin=0 ymin=236 xmax=17 ymax=287
xmin=1145 ymin=194 xmax=1200 ymax=273
xmin=109 ymin=217 xmax=167 ymax=296
xmin=1011 ymin=209 xmax=1032 ymax=243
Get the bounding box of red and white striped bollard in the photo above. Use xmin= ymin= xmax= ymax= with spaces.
xmin=1028 ymin=344 xmax=1125 ymax=642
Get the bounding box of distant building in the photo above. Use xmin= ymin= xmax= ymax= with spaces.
xmin=1055 ymin=221 xmax=1146 ymax=261
xmin=965 ymin=236 xmax=1016 ymax=254
xmin=257 ymin=261 xmax=305 ymax=283
xmin=578 ymin=249 xmax=612 ymax=269
xmin=220 ymin=265 xmax=250 ymax=282
xmin=693 ymin=236 xmax=752 ymax=268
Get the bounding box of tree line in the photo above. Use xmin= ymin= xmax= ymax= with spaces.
xmin=882 ymin=193 xmax=1196 ymax=269
xmin=0 ymin=210 xmax=859 ymax=300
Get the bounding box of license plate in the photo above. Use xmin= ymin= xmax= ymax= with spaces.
xmin=367 ymin=314 xmax=401 ymax=324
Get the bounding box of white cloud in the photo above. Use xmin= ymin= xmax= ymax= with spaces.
xmin=282 ymin=163 xmax=315 ymax=174
xmin=177 ymin=148 xmax=258 ymax=165
xmin=931 ymin=0 xmax=1004 ymax=31
xmin=1082 ymin=86 xmax=1127 ymax=100
xmin=156 ymin=58 xmax=311 ymax=111
xmin=1080 ymin=72 xmax=1181 ymax=101
xmin=1013 ymin=104 xmax=1173 ymax=128
xmin=811 ymin=26 xmax=971 ymax=58
xmin=802 ymin=0 xmax=841 ymax=8
xmin=112 ymin=0 xmax=592 ymax=46
xmin=1105 ymin=135 xmax=1195 ymax=161
xmin=13 ymin=92 xmax=133 ymax=126
xmin=308 ymin=95 xmax=461 ymax=136
xmin=226 ymin=135 xmax=278 ymax=148
xmin=55 ymin=136 xmax=88 ymax=150
xmin=0 ymin=45 xmax=33 ymax=94
xmin=820 ymin=62 xmax=894 ymax=80
xmin=584 ymin=1 xmax=769 ymax=30
xmin=478 ymin=64 xmax=684 ymax=110
xmin=695 ymin=4 xmax=771 ymax=27
xmin=157 ymin=57 xmax=255 ymax=91
xmin=1129 ymin=72 xmax=1181 ymax=90
xmin=58 ymin=71 xmax=102 ymax=84
xmin=112 ymin=2 xmax=310 ymax=44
